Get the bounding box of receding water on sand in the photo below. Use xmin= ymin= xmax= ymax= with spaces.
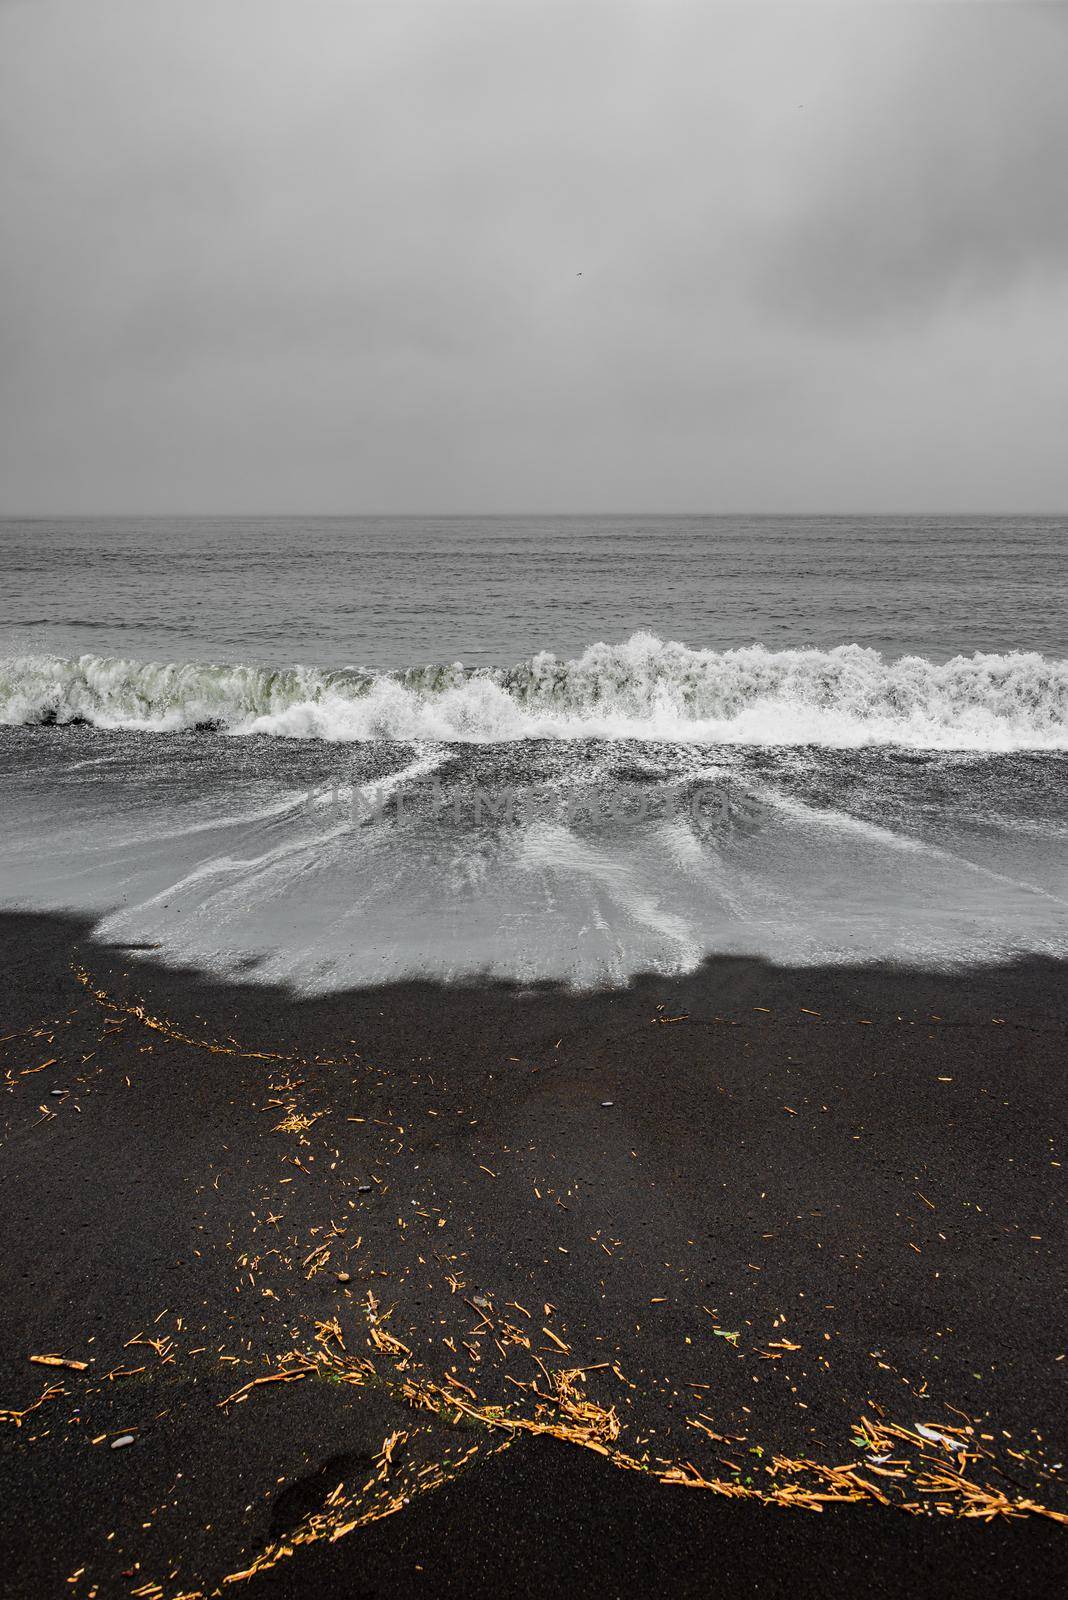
xmin=2 ymin=728 xmax=1065 ymax=991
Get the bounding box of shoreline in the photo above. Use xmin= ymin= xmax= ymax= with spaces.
xmin=1 ymin=910 xmax=1065 ymax=1595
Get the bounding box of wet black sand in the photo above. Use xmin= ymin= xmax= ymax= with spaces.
xmin=0 ymin=910 xmax=1064 ymax=1597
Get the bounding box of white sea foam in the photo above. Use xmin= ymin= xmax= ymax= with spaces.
xmin=2 ymin=633 xmax=1067 ymax=749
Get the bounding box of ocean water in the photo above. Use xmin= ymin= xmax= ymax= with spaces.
xmin=1 ymin=515 xmax=1066 ymax=988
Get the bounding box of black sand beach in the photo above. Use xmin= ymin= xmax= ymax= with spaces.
xmin=0 ymin=909 xmax=1064 ymax=1597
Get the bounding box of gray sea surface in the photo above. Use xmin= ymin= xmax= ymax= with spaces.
xmin=1 ymin=514 xmax=1065 ymax=667
xmin=1 ymin=515 xmax=1065 ymax=988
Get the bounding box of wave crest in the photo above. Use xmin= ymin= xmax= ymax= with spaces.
xmin=2 ymin=634 xmax=1066 ymax=749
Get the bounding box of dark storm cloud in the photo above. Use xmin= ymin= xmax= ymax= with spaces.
xmin=0 ymin=1 xmax=1066 ymax=512
xmin=757 ymin=4 xmax=1068 ymax=325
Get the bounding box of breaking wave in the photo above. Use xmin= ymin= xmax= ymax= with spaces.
xmin=2 ymin=634 xmax=1067 ymax=749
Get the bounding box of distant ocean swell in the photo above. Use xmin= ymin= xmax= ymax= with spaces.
xmin=2 ymin=634 xmax=1067 ymax=749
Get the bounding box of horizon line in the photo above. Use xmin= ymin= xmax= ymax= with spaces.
xmin=2 ymin=508 xmax=1066 ymax=521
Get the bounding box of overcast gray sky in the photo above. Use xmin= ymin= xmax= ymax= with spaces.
xmin=1 ymin=0 xmax=1066 ymax=513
